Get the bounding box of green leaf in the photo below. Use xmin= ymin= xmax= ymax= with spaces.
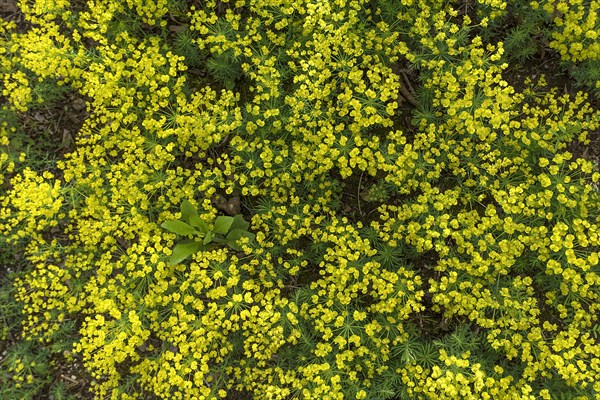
xmin=180 ymin=200 xmax=198 ymax=223
xmin=230 ymin=214 xmax=250 ymax=231
xmin=226 ymin=229 xmax=255 ymax=251
xmin=169 ymin=240 xmax=203 ymax=265
xmin=161 ymin=220 xmax=197 ymax=236
xmin=213 ymin=215 xmax=234 ymax=234
xmin=226 ymin=228 xmax=244 ymax=241
xmin=203 ymin=231 xmax=213 ymax=245
xmin=225 ymin=239 xmax=242 ymax=251
xmin=211 ymin=236 xmax=226 ymax=245
xmin=189 ymin=215 xmax=209 ymax=234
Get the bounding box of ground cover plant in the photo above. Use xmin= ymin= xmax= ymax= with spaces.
xmin=1 ymin=0 xmax=600 ymax=398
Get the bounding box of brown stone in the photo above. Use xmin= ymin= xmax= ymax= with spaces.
xmin=0 ymin=0 xmax=18 ymax=13
xmin=212 ymin=195 xmax=241 ymax=216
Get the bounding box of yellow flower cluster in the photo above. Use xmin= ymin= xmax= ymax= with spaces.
xmin=124 ymin=0 xmax=169 ymax=25
xmin=1 ymin=0 xmax=600 ymax=398
xmin=476 ymin=0 xmax=507 ymax=20
xmin=0 ymin=169 xmax=64 ymax=245
xmin=0 ymin=122 xmax=16 ymax=184
xmin=5 ymin=356 xmax=36 ymax=389
xmin=194 ymin=0 xmax=401 ymax=187
xmin=16 ymin=0 xmax=71 ymax=24
xmin=399 ymin=359 xmax=541 ymax=399
xmin=533 ymin=0 xmax=600 ymax=63
xmin=1 ymin=70 xmax=33 ymax=112
xmin=0 ymin=2 xmax=247 ymax=396
xmin=386 ymin=6 xmax=600 ymax=396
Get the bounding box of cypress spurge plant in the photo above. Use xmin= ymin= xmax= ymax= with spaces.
xmin=4 ymin=0 xmax=600 ymax=398
xmin=161 ymin=199 xmax=254 ymax=265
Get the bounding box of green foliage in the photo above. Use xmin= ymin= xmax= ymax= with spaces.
xmin=374 ymin=241 xmax=404 ymax=269
xmin=361 ymin=180 xmax=391 ymax=203
xmin=173 ymin=27 xmax=205 ymax=68
xmin=48 ymin=381 xmax=79 ymax=400
xmin=1 ymin=0 xmax=600 ymax=399
xmin=206 ymin=50 xmax=243 ymax=90
xmin=503 ymin=24 xmax=539 ymax=62
xmin=161 ymin=199 xmax=255 ymax=264
xmin=569 ymin=60 xmax=600 ymax=98
xmin=30 ymin=78 xmax=72 ymax=110
xmin=0 ymin=272 xmax=20 ymax=342
xmin=0 ymin=341 xmax=49 ymax=399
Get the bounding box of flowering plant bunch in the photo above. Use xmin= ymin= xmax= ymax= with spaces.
xmin=1 ymin=0 xmax=600 ymax=399
xmin=481 ymin=0 xmax=600 ymax=96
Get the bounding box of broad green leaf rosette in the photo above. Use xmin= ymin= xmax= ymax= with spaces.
xmin=161 ymin=199 xmax=255 ymax=265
